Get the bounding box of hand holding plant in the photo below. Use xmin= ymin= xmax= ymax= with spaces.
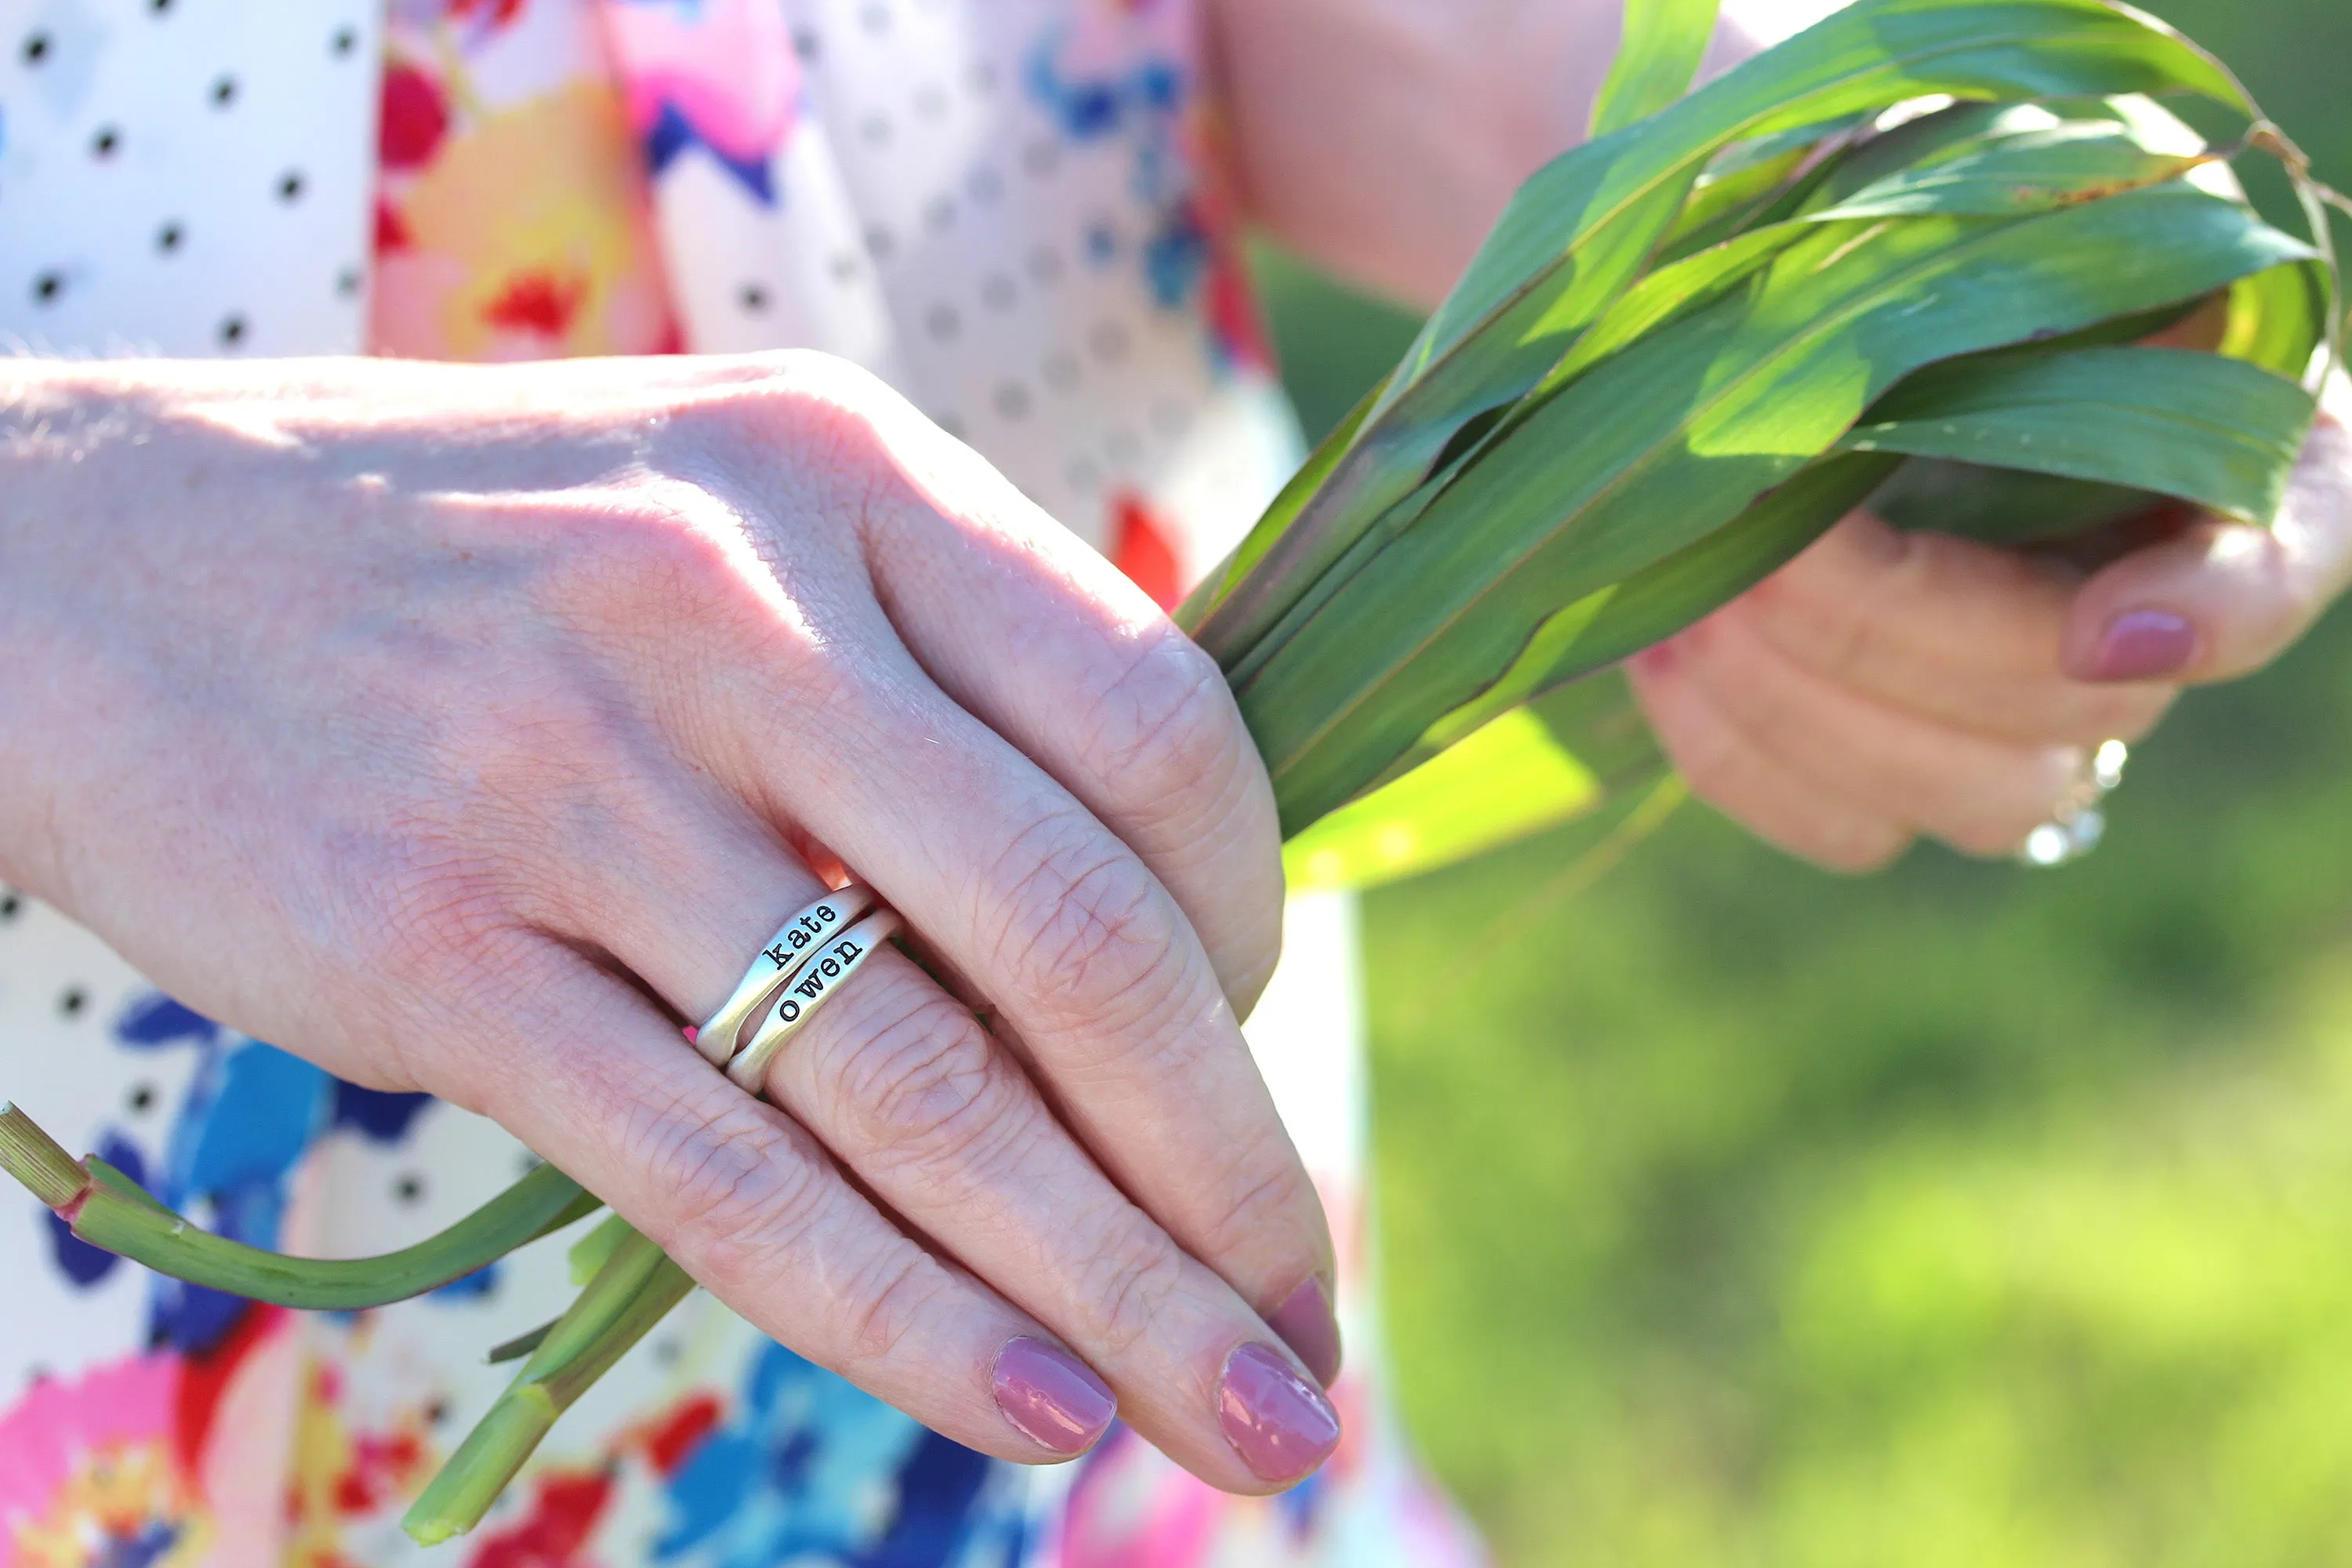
xmin=5 ymin=0 xmax=2348 ymax=1541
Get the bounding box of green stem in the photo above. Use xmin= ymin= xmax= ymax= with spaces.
xmin=404 ymin=1225 xmax=695 ymax=1544
xmin=0 ymin=1102 xmax=89 ymax=1207
xmin=0 ymin=1102 xmax=601 ymax=1308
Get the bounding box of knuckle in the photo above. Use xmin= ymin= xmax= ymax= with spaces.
xmin=365 ymin=843 xmax=524 ymax=989
xmin=1080 ymin=627 xmax=1250 ymax=822
xmin=1752 ymin=548 xmax=1896 ymax=680
xmin=636 ymin=1101 xmax=832 ymax=1292
xmin=825 ymin=989 xmax=1022 ymax=1168
xmin=532 ymin=479 xmax=755 ymax=622
xmin=988 ymin=814 xmax=1181 ymax=1029
xmin=1194 ymin=1156 xmax=1317 ymax=1269
xmin=1076 ymin=1217 xmax=1191 ymax=1361
xmin=837 ymin=1241 xmax=956 ymax=1371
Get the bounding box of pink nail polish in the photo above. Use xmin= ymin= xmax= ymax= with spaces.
xmin=2090 ymin=610 xmax=2197 ymax=682
xmin=993 ymin=1338 xmax=1116 ymax=1457
xmin=1265 ymin=1277 xmax=1343 ymax=1388
xmin=1218 ymin=1342 xmax=1341 ymax=1484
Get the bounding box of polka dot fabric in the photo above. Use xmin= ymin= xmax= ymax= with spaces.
xmin=0 ymin=4 xmax=1486 ymax=1566
xmin=1 ymin=0 xmax=379 ymax=357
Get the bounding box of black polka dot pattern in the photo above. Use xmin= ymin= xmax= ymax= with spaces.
xmin=2 ymin=12 xmax=381 ymax=359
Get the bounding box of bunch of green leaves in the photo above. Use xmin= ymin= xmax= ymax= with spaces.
xmin=3 ymin=0 xmax=2347 ymax=1543
xmin=1207 ymin=0 xmax=2347 ymax=892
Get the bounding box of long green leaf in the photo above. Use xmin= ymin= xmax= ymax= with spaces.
xmin=1283 ymin=708 xmax=1604 ymax=892
xmin=1285 ymin=674 xmax=1668 ymax=888
xmin=1807 ymin=120 xmax=2213 ymax=218
xmin=2220 ymin=258 xmax=2333 ymax=382
xmin=1243 ymin=187 xmax=2310 ymax=830
xmin=1838 ymin=345 xmax=2317 ymax=521
xmin=1394 ymin=453 xmax=1902 ymax=779
xmin=1186 ymin=0 xmax=2251 ymax=671
xmin=1592 ymin=0 xmax=1723 ymax=139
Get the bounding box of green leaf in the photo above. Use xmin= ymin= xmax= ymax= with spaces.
xmin=1659 ymin=117 xmax=1872 ymax=262
xmin=1871 ymin=462 xmax=2157 ymax=543
xmin=1241 ymin=186 xmax=2311 ymax=832
xmin=1185 ymin=0 xmax=2252 ymax=674
xmin=1174 ymin=372 xmax=1386 ymax=634
xmin=2220 ymin=259 xmax=2333 ymax=381
xmin=1393 ymin=453 xmax=1902 ymax=779
xmin=1591 ymin=0 xmax=1723 ymax=140
xmin=1806 ymin=120 xmax=2214 ymax=219
xmin=1838 ymin=345 xmax=2317 ymax=521
xmin=1283 ymin=673 xmax=1671 ymax=890
xmin=485 ymin=1319 xmax=556 ymax=1365
xmin=1283 ymin=707 xmax=1603 ymax=892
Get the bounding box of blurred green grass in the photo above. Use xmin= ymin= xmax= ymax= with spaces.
xmin=1252 ymin=4 xmax=2352 ymax=1561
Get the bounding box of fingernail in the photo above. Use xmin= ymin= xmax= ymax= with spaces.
xmin=1218 ymin=1342 xmax=1341 ymax=1484
xmin=1266 ymin=1276 xmax=1343 ymax=1388
xmin=2089 ymin=610 xmax=2197 ymax=682
xmin=993 ymin=1338 xmax=1116 ymax=1457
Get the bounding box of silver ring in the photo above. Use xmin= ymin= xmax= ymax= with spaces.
xmin=726 ymin=909 xmax=903 ymax=1091
xmin=688 ymin=884 xmax=879 ymax=1067
xmin=2019 ymin=740 xmax=2129 ymax=868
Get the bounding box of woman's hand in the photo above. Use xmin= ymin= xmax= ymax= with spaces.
xmin=1628 ymin=390 xmax=2352 ymax=870
xmin=0 ymin=352 xmax=1341 ymax=1488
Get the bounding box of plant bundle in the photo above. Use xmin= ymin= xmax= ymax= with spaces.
xmin=3 ymin=0 xmax=2345 ymax=1542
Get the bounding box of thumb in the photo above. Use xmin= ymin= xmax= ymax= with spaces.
xmin=2063 ymin=386 xmax=2352 ymax=686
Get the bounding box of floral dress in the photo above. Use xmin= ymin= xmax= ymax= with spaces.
xmin=0 ymin=3 xmax=1484 ymax=1566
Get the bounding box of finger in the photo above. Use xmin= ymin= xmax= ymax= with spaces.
xmin=852 ymin=412 xmax=1286 ymax=1015
xmin=2063 ymin=403 xmax=2352 ymax=685
xmin=1670 ymin=611 xmax=2086 ymax=858
xmin=1740 ymin=511 xmax=2170 ymax=747
xmin=645 ymin=385 xmax=1338 ymax=1386
xmin=775 ymin=655 xmax=1337 ymax=1377
xmin=405 ymin=936 xmax=1124 ymax=1468
xmin=1628 ymin=641 xmax=1912 ymax=872
xmin=720 ymin=360 xmax=1285 ymax=1015
xmin=763 ymin=942 xmax=1341 ymax=1491
xmin=562 ymin=805 xmax=1341 ymax=1490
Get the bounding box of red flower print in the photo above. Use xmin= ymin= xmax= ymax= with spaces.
xmin=485 ymin=270 xmax=590 ymax=339
xmin=466 ymin=1470 xmax=615 ymax=1568
xmin=379 ymin=64 xmax=452 ymax=172
xmin=1111 ymin=491 xmax=1185 ymax=610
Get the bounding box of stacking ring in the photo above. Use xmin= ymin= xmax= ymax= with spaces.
xmin=688 ymin=884 xmax=879 ymax=1068
xmin=2019 ymin=739 xmax=2129 ymax=868
xmin=725 ymin=909 xmax=903 ymax=1091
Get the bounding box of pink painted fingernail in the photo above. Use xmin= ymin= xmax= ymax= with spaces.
xmin=2089 ymin=610 xmax=2197 ymax=682
xmin=1218 ymin=1342 xmax=1341 ymax=1484
xmin=1266 ymin=1276 xmax=1343 ymax=1388
xmin=993 ymin=1338 xmax=1116 ymax=1457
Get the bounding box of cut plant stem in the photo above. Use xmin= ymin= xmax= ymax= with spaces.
xmin=0 ymin=1102 xmax=601 ymax=1308
xmin=0 ymin=1102 xmax=91 ymax=1209
xmin=404 ymin=1224 xmax=694 ymax=1544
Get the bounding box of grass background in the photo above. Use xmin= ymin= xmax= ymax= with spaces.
xmin=1250 ymin=4 xmax=2352 ymax=1560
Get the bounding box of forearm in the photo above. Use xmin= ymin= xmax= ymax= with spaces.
xmin=1208 ymin=0 xmax=1773 ymax=309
